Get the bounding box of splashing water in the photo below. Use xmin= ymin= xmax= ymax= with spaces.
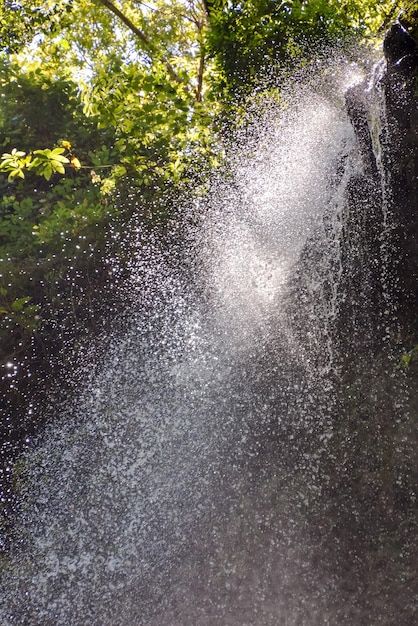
xmin=1 ymin=63 xmax=370 ymax=625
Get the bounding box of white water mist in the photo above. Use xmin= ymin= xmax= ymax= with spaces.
xmin=1 ymin=61 xmax=365 ymax=626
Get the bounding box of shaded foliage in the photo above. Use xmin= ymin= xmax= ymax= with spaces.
xmin=204 ymin=0 xmax=405 ymax=100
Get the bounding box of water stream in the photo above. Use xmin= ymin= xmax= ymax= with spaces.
xmin=1 ymin=59 xmax=415 ymax=625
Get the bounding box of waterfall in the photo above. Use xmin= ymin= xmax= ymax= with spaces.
xmin=1 ymin=48 xmax=418 ymax=625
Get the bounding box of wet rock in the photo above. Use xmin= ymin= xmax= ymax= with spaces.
xmin=383 ymin=23 xmax=417 ymax=66
xmin=345 ymin=84 xmax=379 ymax=179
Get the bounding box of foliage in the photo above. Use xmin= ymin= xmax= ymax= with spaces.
xmin=0 ymin=146 xmax=73 ymax=181
xmin=0 ymin=0 xmax=72 ymax=53
xmin=399 ymin=1 xmax=418 ymax=39
xmin=396 ymin=344 xmax=418 ymax=369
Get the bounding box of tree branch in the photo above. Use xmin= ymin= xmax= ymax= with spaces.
xmin=195 ymin=50 xmax=205 ymax=102
xmin=193 ymin=3 xmax=208 ymax=102
xmin=96 ymin=0 xmax=182 ymax=83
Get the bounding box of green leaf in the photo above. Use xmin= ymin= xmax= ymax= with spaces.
xmin=51 ymin=161 xmax=66 ymax=174
xmin=11 ymin=296 xmax=31 ymax=312
xmin=50 ymin=149 xmax=69 ymax=163
xmin=43 ymin=164 xmax=53 ymax=180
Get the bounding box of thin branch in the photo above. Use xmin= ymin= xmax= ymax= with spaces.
xmin=191 ymin=1 xmax=208 ymax=102
xmin=96 ymin=0 xmax=182 ymax=83
xmin=98 ymin=0 xmax=150 ymax=45
xmin=195 ymin=50 xmax=205 ymax=102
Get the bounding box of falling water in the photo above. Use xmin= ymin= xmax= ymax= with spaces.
xmin=1 ymin=59 xmax=413 ymax=625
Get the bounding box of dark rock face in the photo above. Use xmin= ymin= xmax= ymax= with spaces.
xmin=325 ymin=25 xmax=418 ymax=624
xmin=383 ymin=23 xmax=417 ymax=66
xmin=290 ymin=25 xmax=418 ymax=624
xmin=382 ymin=32 xmax=418 ymax=343
xmin=340 ymin=24 xmax=418 ymax=353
